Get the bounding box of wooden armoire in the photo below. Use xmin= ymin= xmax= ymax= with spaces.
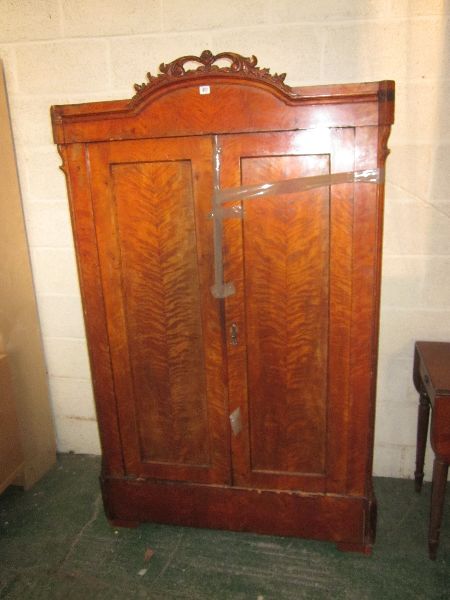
xmin=51 ymin=51 xmax=394 ymax=553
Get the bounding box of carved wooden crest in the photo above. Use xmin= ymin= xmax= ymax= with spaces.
xmin=132 ymin=50 xmax=293 ymax=99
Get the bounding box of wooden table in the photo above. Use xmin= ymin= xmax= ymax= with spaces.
xmin=413 ymin=341 xmax=450 ymax=560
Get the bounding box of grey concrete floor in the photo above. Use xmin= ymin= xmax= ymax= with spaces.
xmin=0 ymin=454 xmax=449 ymax=599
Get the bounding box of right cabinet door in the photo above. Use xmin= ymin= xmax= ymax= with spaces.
xmin=220 ymin=129 xmax=356 ymax=493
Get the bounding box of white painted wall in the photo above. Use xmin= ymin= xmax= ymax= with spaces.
xmin=0 ymin=0 xmax=448 ymax=478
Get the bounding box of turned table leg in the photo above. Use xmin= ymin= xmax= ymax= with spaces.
xmin=415 ymin=390 xmax=431 ymax=493
xmin=428 ymin=456 xmax=449 ymax=560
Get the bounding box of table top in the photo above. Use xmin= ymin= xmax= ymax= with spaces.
xmin=415 ymin=341 xmax=450 ymax=396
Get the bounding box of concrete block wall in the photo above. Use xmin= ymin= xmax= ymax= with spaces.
xmin=0 ymin=0 xmax=448 ymax=477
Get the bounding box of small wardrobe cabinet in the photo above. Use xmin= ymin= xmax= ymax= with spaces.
xmin=52 ymin=51 xmax=394 ymax=553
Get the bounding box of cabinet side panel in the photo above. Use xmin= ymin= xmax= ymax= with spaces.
xmin=111 ymin=161 xmax=209 ymax=465
xmin=347 ymin=126 xmax=383 ymax=495
xmin=325 ymin=128 xmax=355 ymax=493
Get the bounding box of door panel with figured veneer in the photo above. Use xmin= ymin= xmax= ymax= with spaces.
xmin=112 ymin=160 xmax=207 ymax=465
xmin=220 ymin=129 xmax=355 ymax=492
xmin=88 ymin=136 xmax=230 ymax=485
xmin=241 ymin=153 xmax=330 ymax=476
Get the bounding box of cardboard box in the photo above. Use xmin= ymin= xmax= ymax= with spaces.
xmin=0 ymin=354 xmax=24 ymax=494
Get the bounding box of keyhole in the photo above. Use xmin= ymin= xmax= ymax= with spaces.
xmin=230 ymin=323 xmax=238 ymax=345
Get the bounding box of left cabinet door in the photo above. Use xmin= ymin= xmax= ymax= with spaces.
xmin=87 ymin=135 xmax=231 ymax=485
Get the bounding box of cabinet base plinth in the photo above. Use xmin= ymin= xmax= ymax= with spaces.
xmin=101 ymin=475 xmax=375 ymax=554
xmin=336 ymin=541 xmax=372 ymax=554
xmin=108 ymin=518 xmax=140 ymax=529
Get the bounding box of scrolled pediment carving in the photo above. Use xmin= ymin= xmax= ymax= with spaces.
xmin=132 ymin=50 xmax=293 ymax=99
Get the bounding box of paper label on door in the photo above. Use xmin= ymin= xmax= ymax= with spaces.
xmin=229 ymin=407 xmax=242 ymax=436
